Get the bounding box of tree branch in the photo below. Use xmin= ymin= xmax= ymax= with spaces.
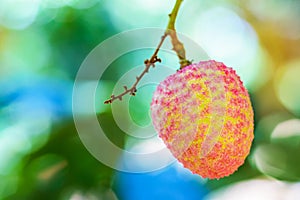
xmin=104 ymin=0 xmax=190 ymax=104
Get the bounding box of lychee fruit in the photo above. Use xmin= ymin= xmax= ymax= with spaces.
xmin=150 ymin=60 xmax=254 ymax=179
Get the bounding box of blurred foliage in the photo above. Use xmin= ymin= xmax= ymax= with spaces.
xmin=1 ymin=0 xmax=300 ymax=199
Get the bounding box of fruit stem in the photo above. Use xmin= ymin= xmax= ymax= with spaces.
xmin=166 ymin=0 xmax=192 ymax=69
xmin=104 ymin=0 xmax=190 ymax=104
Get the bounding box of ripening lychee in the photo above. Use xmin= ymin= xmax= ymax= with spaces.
xmin=150 ymin=60 xmax=254 ymax=179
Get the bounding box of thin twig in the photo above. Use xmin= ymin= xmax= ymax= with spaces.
xmin=104 ymin=0 xmax=190 ymax=104
xmin=104 ymin=34 xmax=167 ymax=104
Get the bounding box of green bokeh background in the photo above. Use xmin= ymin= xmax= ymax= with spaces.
xmin=1 ymin=0 xmax=300 ymax=199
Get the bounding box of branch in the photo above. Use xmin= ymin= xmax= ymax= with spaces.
xmin=104 ymin=0 xmax=190 ymax=104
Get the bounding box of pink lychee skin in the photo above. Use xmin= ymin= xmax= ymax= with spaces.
xmin=150 ymin=60 xmax=254 ymax=179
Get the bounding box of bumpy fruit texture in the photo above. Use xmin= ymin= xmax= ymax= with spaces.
xmin=150 ymin=60 xmax=254 ymax=179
